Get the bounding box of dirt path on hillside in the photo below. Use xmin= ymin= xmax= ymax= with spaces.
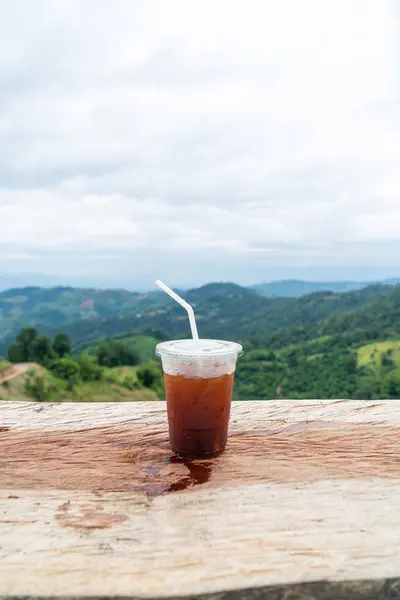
xmin=0 ymin=363 xmax=30 ymax=384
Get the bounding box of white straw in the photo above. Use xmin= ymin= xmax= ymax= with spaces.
xmin=155 ymin=279 xmax=199 ymax=340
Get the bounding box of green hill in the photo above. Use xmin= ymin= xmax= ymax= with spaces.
xmin=357 ymin=340 xmax=400 ymax=369
xmin=76 ymin=333 xmax=160 ymax=362
xmin=0 ymin=285 xmax=169 ymax=346
xmin=234 ymin=285 xmax=400 ymax=400
xmin=1 ymin=280 xmax=397 ymax=349
xmin=2 ymin=281 xmax=400 ymax=401
xmin=0 ymin=363 xmax=159 ymax=402
xmin=1 ymin=282 xmax=392 ymax=356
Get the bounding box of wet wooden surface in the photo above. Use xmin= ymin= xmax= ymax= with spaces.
xmin=0 ymin=400 xmax=400 ymax=599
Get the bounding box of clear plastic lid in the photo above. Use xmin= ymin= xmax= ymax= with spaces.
xmin=155 ymin=339 xmax=243 ymax=359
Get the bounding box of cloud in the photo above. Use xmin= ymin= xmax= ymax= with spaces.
xmin=0 ymin=0 xmax=399 ymax=286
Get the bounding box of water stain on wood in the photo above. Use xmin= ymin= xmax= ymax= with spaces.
xmin=164 ymin=457 xmax=212 ymax=494
xmin=55 ymin=500 xmax=128 ymax=532
xmin=0 ymin=419 xmax=398 ymax=495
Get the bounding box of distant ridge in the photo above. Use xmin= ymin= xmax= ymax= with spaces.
xmin=251 ymin=278 xmax=400 ymax=298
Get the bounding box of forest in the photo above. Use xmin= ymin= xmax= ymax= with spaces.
xmin=1 ymin=281 xmax=400 ymax=400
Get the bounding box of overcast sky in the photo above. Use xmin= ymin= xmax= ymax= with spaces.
xmin=0 ymin=0 xmax=399 ymax=289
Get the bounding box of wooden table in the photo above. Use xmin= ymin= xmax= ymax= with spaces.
xmin=1 ymin=400 xmax=399 ymax=599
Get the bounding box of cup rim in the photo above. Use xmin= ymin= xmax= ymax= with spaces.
xmin=155 ymin=338 xmax=243 ymax=359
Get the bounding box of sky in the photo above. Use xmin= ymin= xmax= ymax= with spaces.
xmin=0 ymin=0 xmax=399 ymax=290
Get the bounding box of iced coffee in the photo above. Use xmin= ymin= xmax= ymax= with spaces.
xmin=156 ymin=339 xmax=242 ymax=459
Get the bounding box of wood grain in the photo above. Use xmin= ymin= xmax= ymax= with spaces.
xmin=1 ymin=400 xmax=399 ymax=599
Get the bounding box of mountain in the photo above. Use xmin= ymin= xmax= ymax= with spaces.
xmin=235 ymin=284 xmax=400 ymax=400
xmin=0 ymin=281 xmax=393 ymax=358
xmin=251 ymin=278 xmax=400 ymax=297
xmin=3 ymin=280 xmax=400 ymax=400
xmin=254 ymin=284 xmax=400 ymax=351
xmin=1 ymin=279 xmax=397 ymax=346
xmin=0 ymin=285 xmax=170 ymax=344
xmin=24 ymin=283 xmax=269 ymax=351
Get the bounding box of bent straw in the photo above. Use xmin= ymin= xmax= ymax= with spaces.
xmin=155 ymin=279 xmax=199 ymax=340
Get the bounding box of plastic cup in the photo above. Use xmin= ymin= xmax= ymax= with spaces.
xmin=156 ymin=339 xmax=243 ymax=459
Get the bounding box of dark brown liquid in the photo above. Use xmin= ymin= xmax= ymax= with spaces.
xmin=164 ymin=372 xmax=234 ymax=459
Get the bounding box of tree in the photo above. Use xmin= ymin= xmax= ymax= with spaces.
xmin=7 ymin=343 xmax=25 ymax=363
xmin=381 ymin=352 xmax=394 ymax=369
xmin=96 ymin=340 xmax=139 ymax=368
xmin=49 ymin=357 xmax=81 ymax=381
xmin=15 ymin=327 xmax=38 ymax=361
xmin=383 ymin=373 xmax=400 ymax=398
xmin=248 ymin=349 xmax=270 ymax=361
xmin=343 ymin=353 xmax=357 ymax=374
xmin=32 ymin=336 xmax=54 ymax=365
xmin=66 ymin=373 xmax=79 ymax=392
xmin=77 ymin=354 xmax=103 ymax=382
xmin=136 ymin=361 xmax=163 ymax=389
xmin=52 ymin=332 xmax=71 ymax=358
xmin=286 ymin=350 xmax=298 ymax=367
xmin=24 ymin=374 xmax=54 ymax=402
xmin=136 ymin=365 xmax=156 ymax=387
